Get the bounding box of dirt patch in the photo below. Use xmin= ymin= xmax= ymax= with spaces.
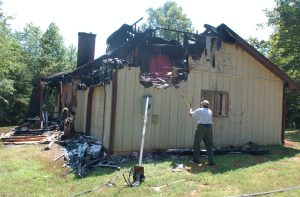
xmin=284 ymin=139 xmax=295 ymax=147
xmin=292 ymin=157 xmax=300 ymax=162
xmin=275 ymin=161 xmax=290 ymax=165
xmin=268 ymin=168 xmax=279 ymax=172
xmin=231 ymin=160 xmax=248 ymax=167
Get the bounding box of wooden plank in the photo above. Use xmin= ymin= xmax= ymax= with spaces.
xmin=223 ymin=43 xmax=231 ymax=75
xmin=152 ymin=88 xmax=163 ymax=149
xmin=228 ymin=77 xmax=236 ymax=146
xmin=192 ymin=71 xmax=202 ymax=144
xmin=240 ymin=78 xmax=248 ymax=145
xmin=160 ymin=87 xmax=171 ymax=149
xmin=103 ymin=82 xmax=112 ymax=148
xmin=114 ymin=69 xmax=126 ymax=152
xmin=263 ymin=81 xmax=270 ymax=145
xmin=236 ymin=46 xmax=243 ymax=76
xmin=254 ymin=59 xmax=260 ymax=79
xmin=248 ymin=56 xmax=255 ymax=78
xmin=257 ymin=80 xmax=265 ymax=145
xmin=219 ymin=76 xmax=230 ymax=147
xmin=214 ymin=75 xmax=224 ymax=147
xmin=242 ymin=52 xmax=249 ymax=77
xmin=230 ymin=44 xmax=237 ymax=76
xmin=252 ymin=80 xmax=260 ymax=144
xmin=184 ymin=72 xmax=195 ymax=148
xmin=168 ymin=87 xmax=179 ymax=148
xmin=246 ymin=79 xmax=254 ymax=143
xmin=144 ymin=86 xmax=153 ymax=151
xmin=122 ymin=67 xmax=136 ymax=151
xmin=215 ymin=42 xmax=224 ymax=74
xmin=235 ymin=77 xmax=243 ymax=146
xmin=268 ymin=82 xmax=276 ymax=145
xmin=131 ymin=68 xmax=145 ymax=151
xmin=275 ymin=82 xmax=283 ymax=144
xmin=177 ymin=81 xmax=187 ymax=148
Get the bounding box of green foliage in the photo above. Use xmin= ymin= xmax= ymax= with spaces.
xmin=0 ymin=2 xmax=77 ymax=126
xmin=248 ymin=0 xmax=300 ymax=128
xmin=141 ymin=1 xmax=194 ymax=41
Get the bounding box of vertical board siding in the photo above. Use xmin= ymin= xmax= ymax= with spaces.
xmin=169 ymin=87 xmax=179 ymax=148
xmin=115 ymin=68 xmax=126 ymax=152
xmin=74 ymin=89 xmax=88 ymax=133
xmin=90 ymin=87 xmax=104 ymax=142
xmin=122 ymin=68 xmax=135 ymax=151
xmin=131 ymin=68 xmax=144 ymax=151
xmin=144 ymin=86 xmax=154 ymax=150
xmin=184 ymin=72 xmax=195 ymax=148
xmin=160 ymin=88 xmax=171 ymax=149
xmin=153 ymin=88 xmax=163 ymax=149
xmin=103 ymin=83 xmax=112 ymax=149
xmin=112 ymin=41 xmax=285 ymax=155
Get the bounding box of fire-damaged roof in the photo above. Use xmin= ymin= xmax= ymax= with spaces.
xmin=34 ymin=22 xmax=299 ymax=91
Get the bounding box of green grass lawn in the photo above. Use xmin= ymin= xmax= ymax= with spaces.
xmin=1 ymin=127 xmax=300 ymax=196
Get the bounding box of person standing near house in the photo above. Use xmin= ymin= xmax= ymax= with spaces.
xmin=189 ymin=100 xmax=215 ymax=166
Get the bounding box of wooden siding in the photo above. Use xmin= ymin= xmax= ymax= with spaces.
xmin=111 ymin=41 xmax=284 ymax=155
xmin=90 ymin=87 xmax=104 ymax=142
xmin=103 ymin=82 xmax=113 ymax=150
xmin=74 ymin=88 xmax=89 ymax=133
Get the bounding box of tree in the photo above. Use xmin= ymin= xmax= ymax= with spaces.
xmin=248 ymin=0 xmax=300 ymax=128
xmin=141 ymin=1 xmax=194 ymax=41
xmin=39 ymin=22 xmax=72 ymax=77
xmin=0 ymin=1 xmax=32 ymax=126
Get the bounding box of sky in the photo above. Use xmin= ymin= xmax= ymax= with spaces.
xmin=2 ymin=0 xmax=276 ymax=58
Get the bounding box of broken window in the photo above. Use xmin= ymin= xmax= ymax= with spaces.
xmin=201 ymin=90 xmax=228 ymax=117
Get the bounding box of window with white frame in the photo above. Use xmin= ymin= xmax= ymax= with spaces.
xmin=201 ymin=90 xmax=228 ymax=117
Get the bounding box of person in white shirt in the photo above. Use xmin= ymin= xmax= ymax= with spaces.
xmin=189 ymin=100 xmax=215 ymax=166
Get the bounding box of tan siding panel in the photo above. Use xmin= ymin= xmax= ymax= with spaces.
xmin=235 ymin=78 xmax=243 ymax=146
xmin=90 ymin=87 xmax=104 ymax=142
xmin=132 ymin=68 xmax=144 ymax=151
xmin=115 ymin=69 xmax=125 ymax=152
xmin=230 ymin=45 xmax=237 ymax=76
xmin=236 ymin=47 xmax=243 ymax=77
xmin=160 ymin=88 xmax=171 ymax=149
xmin=214 ymin=75 xmax=224 ymax=146
xmin=177 ymin=81 xmax=187 ymax=148
xmin=240 ymin=78 xmax=248 ymax=145
xmin=275 ymin=83 xmax=283 ymax=144
xmin=169 ymin=87 xmax=179 ymax=148
xmin=263 ymin=81 xmax=270 ymax=145
xmin=153 ymin=88 xmax=163 ymax=149
xmin=185 ymin=72 xmax=195 ymax=148
xmin=223 ymin=43 xmax=230 ymax=75
xmin=228 ymin=77 xmax=236 ymax=146
xmin=219 ymin=76 xmax=230 ymax=147
xmin=122 ymin=68 xmax=135 ymax=151
xmin=252 ymin=80 xmax=260 ymax=144
xmin=144 ymin=85 xmax=153 ymax=151
xmin=242 ymin=52 xmax=249 ymax=77
xmin=268 ymin=82 xmax=276 ymax=145
xmin=246 ymin=80 xmax=254 ymax=142
xmin=258 ymin=80 xmax=265 ymax=145
xmin=103 ymin=82 xmax=112 ymax=149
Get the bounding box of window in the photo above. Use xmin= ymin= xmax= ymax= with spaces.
xmin=201 ymin=90 xmax=228 ymax=117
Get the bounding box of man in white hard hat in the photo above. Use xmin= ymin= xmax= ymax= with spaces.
xmin=189 ymin=100 xmax=215 ymax=166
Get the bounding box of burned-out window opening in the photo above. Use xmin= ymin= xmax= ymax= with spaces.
xmin=201 ymin=90 xmax=228 ymax=117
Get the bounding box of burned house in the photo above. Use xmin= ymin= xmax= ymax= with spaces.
xmin=24 ymin=21 xmax=299 ymax=156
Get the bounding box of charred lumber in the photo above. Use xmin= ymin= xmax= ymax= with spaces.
xmin=94 ymin=164 xmax=120 ymax=170
xmin=4 ymin=141 xmax=41 ymax=145
xmin=53 ymin=152 xmax=68 ymax=162
xmin=78 ymin=162 xmax=87 ymax=178
xmin=40 ymin=140 xmax=56 ymax=151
